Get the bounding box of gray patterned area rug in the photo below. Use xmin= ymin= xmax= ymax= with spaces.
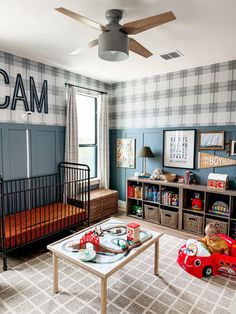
xmin=0 ymin=234 xmax=235 ymax=314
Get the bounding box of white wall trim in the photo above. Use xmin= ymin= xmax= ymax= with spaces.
xmin=118 ymin=200 xmax=126 ymax=212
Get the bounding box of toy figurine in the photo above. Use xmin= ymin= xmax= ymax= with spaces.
xmin=191 ymin=193 xmax=203 ymax=210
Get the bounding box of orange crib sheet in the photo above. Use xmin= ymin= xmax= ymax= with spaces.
xmin=1 ymin=203 xmax=86 ymax=249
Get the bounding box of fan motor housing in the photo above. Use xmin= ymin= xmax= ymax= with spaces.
xmin=98 ymin=31 xmax=128 ymax=61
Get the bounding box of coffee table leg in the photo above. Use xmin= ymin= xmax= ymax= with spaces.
xmin=53 ymin=253 xmax=59 ymax=293
xmin=101 ymin=277 xmax=107 ymax=314
xmin=154 ymin=239 xmax=160 ymax=276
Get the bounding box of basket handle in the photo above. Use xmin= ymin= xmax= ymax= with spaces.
xmin=189 ymin=217 xmax=196 ymax=221
xmin=165 ymin=214 xmax=171 ymax=217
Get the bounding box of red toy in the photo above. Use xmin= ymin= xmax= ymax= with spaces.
xmin=191 ymin=193 xmax=203 ymax=210
xmin=80 ymin=231 xmax=100 ymax=252
xmin=177 ymin=234 xmax=236 ymax=278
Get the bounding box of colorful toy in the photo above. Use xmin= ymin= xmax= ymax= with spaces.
xmin=80 ymin=231 xmax=100 ymax=252
xmin=207 ymin=173 xmax=229 ymax=190
xmin=177 ymin=234 xmax=236 ymax=278
xmin=208 ymin=201 xmax=229 ymax=216
xmin=70 ymin=224 xmax=151 ymax=255
xmin=191 ymin=193 xmax=203 ymax=210
xmin=127 ymin=223 xmax=140 ymax=243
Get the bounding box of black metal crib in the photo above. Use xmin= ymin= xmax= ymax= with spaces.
xmin=0 ymin=162 xmax=90 ymax=270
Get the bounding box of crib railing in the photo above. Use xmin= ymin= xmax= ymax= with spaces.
xmin=0 ymin=162 xmax=90 ymax=271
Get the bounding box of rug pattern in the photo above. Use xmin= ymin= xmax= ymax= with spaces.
xmin=0 ymin=234 xmax=235 ymax=314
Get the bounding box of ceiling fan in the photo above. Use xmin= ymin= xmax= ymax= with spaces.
xmin=55 ymin=7 xmax=176 ymax=61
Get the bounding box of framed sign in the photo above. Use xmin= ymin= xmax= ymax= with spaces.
xmin=163 ymin=129 xmax=196 ymax=169
xmin=199 ymin=131 xmax=224 ymax=150
xmin=230 ymin=140 xmax=236 ymax=156
xmin=116 ymin=138 xmax=136 ymax=168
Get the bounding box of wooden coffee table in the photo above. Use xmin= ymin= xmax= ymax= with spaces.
xmin=47 ymin=217 xmax=163 ymax=314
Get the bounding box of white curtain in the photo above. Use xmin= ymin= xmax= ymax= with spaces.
xmin=98 ymin=94 xmax=109 ymax=189
xmin=65 ymin=86 xmax=79 ymax=163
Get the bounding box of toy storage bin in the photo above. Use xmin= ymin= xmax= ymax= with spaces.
xmin=160 ymin=209 xmax=178 ymax=229
xmin=144 ymin=204 xmax=160 ymax=223
xmin=206 ymin=218 xmax=228 ymax=235
xmin=183 ymin=213 xmax=203 ymax=234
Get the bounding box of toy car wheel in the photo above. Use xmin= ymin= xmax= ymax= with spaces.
xmin=203 ymin=266 xmax=212 ymax=277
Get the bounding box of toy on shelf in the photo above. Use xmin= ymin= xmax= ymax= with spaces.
xmin=208 ymin=201 xmax=229 ymax=216
xmin=207 ymin=173 xmax=229 ymax=190
xmin=131 ymin=204 xmax=142 ymax=217
xmin=161 ymin=190 xmax=179 ymax=206
xmin=127 ymin=185 xmax=142 ymax=198
xmin=191 ymin=193 xmax=203 ymax=211
xmin=144 ymin=185 xmax=160 ymax=202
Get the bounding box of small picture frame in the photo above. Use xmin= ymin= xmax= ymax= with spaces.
xmin=199 ymin=131 xmax=225 ymax=150
xmin=230 ymin=140 xmax=236 ymax=156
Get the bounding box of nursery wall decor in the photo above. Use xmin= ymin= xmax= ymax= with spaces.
xmin=230 ymin=140 xmax=236 ymax=156
xmin=198 ymin=152 xmax=236 ymax=168
xmin=163 ymin=129 xmax=196 ymax=169
xmin=199 ymin=130 xmax=224 ymax=150
xmin=116 ymin=138 xmax=135 ymax=168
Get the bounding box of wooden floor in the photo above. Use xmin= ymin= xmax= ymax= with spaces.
xmin=0 ymin=210 xmax=197 ymax=273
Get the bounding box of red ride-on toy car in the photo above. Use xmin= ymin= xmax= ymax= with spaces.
xmin=177 ymin=234 xmax=236 ymax=278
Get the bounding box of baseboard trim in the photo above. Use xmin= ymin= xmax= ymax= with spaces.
xmin=118 ymin=200 xmax=126 ymax=212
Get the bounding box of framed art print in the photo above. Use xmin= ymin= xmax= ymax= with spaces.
xmin=116 ymin=138 xmax=136 ymax=168
xmin=163 ymin=129 xmax=196 ymax=169
xmin=199 ymin=131 xmax=224 ymax=150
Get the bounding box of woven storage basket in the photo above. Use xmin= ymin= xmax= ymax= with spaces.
xmin=183 ymin=213 xmax=203 ymax=234
xmin=161 ymin=172 xmax=176 ymax=182
xmin=144 ymin=204 xmax=160 ymax=223
xmin=160 ymin=209 xmax=178 ymax=228
xmin=206 ymin=218 xmax=228 ymax=235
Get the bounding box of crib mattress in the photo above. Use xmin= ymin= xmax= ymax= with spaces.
xmin=1 ymin=203 xmax=86 ymax=249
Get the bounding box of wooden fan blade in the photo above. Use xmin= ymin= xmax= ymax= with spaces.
xmin=70 ymin=39 xmax=98 ymax=56
xmin=129 ymin=38 xmax=152 ymax=58
xmin=122 ymin=11 xmax=176 ymax=35
xmin=55 ymin=7 xmax=107 ymax=32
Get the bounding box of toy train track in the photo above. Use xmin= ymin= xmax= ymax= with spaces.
xmin=66 ymin=224 xmax=152 ymax=254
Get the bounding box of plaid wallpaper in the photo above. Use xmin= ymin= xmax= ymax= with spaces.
xmin=1 ymin=51 xmax=235 ymax=129
xmin=0 ymin=51 xmax=108 ymax=126
xmin=109 ymin=60 xmax=236 ymax=129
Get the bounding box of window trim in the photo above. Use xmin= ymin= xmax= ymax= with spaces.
xmin=77 ymin=93 xmax=98 ymax=179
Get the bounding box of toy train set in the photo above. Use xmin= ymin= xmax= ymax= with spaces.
xmin=63 ymin=223 xmax=152 ymax=263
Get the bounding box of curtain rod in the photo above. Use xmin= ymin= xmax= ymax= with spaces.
xmin=65 ymin=82 xmax=107 ymax=95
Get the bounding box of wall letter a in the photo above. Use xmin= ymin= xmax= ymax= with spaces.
xmin=11 ymin=74 xmax=29 ymax=111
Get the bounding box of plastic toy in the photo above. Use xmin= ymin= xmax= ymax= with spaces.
xmin=191 ymin=193 xmax=203 ymax=210
xmin=177 ymin=234 xmax=236 ymax=278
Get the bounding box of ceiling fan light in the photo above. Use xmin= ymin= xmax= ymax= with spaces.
xmin=98 ymin=31 xmax=128 ymax=61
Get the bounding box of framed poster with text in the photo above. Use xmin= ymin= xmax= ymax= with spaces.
xmin=163 ymin=129 xmax=196 ymax=169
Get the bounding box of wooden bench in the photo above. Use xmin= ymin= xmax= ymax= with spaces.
xmin=89 ymin=188 xmax=118 ymax=222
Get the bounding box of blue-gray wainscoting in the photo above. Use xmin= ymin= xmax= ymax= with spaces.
xmin=110 ymin=126 xmax=236 ymax=201
xmin=0 ymin=123 xmax=65 ymax=180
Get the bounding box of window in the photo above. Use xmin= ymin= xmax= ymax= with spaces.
xmin=76 ymin=93 xmax=98 ymax=178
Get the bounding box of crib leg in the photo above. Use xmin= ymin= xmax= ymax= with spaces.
xmin=2 ymin=254 xmax=7 ymax=271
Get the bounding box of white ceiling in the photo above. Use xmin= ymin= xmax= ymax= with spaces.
xmin=0 ymin=0 xmax=236 ymax=83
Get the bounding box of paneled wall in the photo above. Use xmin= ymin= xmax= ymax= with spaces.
xmin=0 ymin=123 xmax=65 ymax=180
xmin=109 ymin=60 xmax=236 ymax=129
xmin=110 ymin=126 xmax=236 ymax=201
